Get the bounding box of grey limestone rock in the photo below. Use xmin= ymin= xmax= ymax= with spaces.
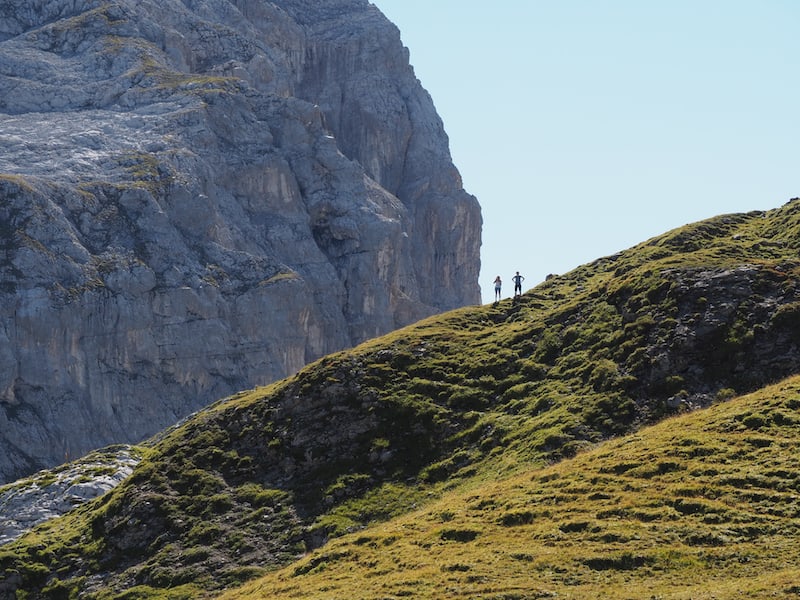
xmin=0 ymin=0 xmax=482 ymax=483
xmin=0 ymin=445 xmax=140 ymax=546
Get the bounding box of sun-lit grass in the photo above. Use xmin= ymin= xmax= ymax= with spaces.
xmin=219 ymin=376 xmax=800 ymax=599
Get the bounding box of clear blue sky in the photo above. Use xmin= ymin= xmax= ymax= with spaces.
xmin=371 ymin=1 xmax=799 ymax=304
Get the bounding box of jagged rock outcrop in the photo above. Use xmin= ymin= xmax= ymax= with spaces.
xmin=0 ymin=0 xmax=482 ymax=483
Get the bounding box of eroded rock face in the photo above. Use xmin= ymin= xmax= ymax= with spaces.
xmin=0 ymin=0 xmax=482 ymax=483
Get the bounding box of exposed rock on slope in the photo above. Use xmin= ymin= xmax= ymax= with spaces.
xmin=0 ymin=0 xmax=482 ymax=483
xmin=0 ymin=445 xmax=140 ymax=546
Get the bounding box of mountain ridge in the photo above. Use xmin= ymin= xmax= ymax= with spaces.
xmin=2 ymin=198 xmax=800 ymax=598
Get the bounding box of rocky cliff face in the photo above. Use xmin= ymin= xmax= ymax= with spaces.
xmin=0 ymin=0 xmax=482 ymax=483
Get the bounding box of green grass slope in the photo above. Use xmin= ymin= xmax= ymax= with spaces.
xmin=2 ymin=198 xmax=800 ymax=598
xmin=219 ymin=375 xmax=800 ymax=599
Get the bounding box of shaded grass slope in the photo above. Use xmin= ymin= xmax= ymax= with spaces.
xmin=3 ymin=198 xmax=800 ymax=598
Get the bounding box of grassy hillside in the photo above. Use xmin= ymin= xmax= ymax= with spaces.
xmin=219 ymin=375 xmax=800 ymax=599
xmin=2 ymin=199 xmax=800 ymax=598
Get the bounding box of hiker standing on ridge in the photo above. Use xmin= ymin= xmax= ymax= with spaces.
xmin=512 ymin=271 xmax=525 ymax=297
xmin=493 ymin=275 xmax=502 ymax=301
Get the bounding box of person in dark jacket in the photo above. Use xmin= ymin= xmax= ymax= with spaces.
xmin=512 ymin=271 xmax=524 ymax=297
